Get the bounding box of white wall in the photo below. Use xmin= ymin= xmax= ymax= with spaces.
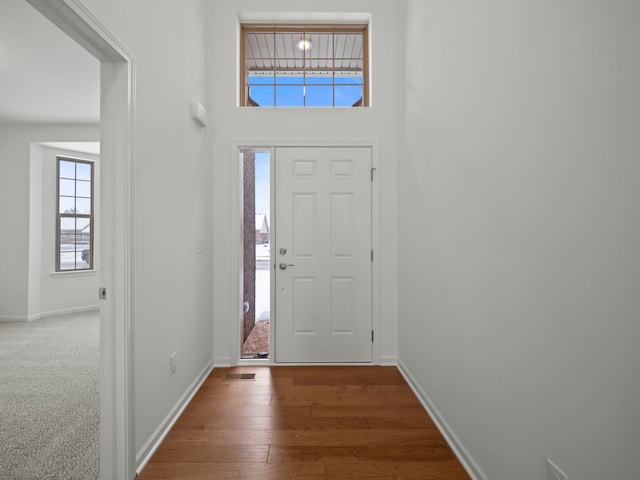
xmin=0 ymin=125 xmax=98 ymax=320
xmin=207 ymin=0 xmax=400 ymax=365
xmin=29 ymin=144 xmax=100 ymax=319
xmin=77 ymin=0 xmax=214 ymax=462
xmin=398 ymin=1 xmax=640 ymax=480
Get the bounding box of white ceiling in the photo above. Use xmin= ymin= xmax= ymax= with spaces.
xmin=39 ymin=141 xmax=100 ymax=155
xmin=0 ymin=0 xmax=100 ymax=124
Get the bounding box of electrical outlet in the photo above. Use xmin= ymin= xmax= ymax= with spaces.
xmin=547 ymin=459 xmax=567 ymax=480
xmin=169 ymin=352 xmax=177 ymax=376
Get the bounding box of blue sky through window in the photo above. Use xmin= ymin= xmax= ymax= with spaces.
xmin=248 ymin=76 xmax=363 ymax=107
xmin=255 ymin=151 xmax=270 ymax=223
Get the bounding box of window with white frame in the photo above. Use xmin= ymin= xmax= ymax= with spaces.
xmin=56 ymin=156 xmax=94 ymax=271
xmin=240 ymin=24 xmax=369 ymax=107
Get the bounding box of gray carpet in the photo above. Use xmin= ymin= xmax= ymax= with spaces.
xmin=0 ymin=312 xmax=99 ymax=479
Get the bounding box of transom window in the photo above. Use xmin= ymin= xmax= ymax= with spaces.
xmin=240 ymin=24 xmax=369 ymax=107
xmin=56 ymin=157 xmax=94 ymax=271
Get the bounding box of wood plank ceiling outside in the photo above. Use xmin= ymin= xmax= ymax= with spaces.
xmin=245 ymin=31 xmax=364 ymax=76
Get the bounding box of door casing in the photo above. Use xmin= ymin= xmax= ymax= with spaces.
xmin=231 ymin=140 xmax=380 ymax=366
xmin=26 ymin=1 xmax=136 ymax=478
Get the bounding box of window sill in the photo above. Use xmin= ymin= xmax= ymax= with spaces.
xmin=50 ymin=270 xmax=98 ymax=278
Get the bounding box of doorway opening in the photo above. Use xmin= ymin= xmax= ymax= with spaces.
xmin=241 ymin=149 xmax=271 ymax=359
xmin=24 ymin=1 xmax=136 ymax=476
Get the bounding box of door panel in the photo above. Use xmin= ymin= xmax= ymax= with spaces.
xmin=275 ymin=147 xmax=372 ymax=363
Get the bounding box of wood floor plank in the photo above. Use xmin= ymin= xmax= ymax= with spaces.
xmin=183 ymin=403 xmax=312 ymax=417
xmin=139 ymin=366 xmax=470 ymax=479
xmin=270 ymin=384 xmax=415 ymax=395
xmin=326 ymin=460 xmax=470 ymax=480
xmin=186 ymin=429 xmax=445 ymax=447
xmin=312 ymin=405 xmax=429 ymax=418
xmin=186 ymin=393 xmax=273 ymax=406
xmin=172 ymin=415 xmax=370 ymax=431
xmin=208 ymin=366 xmax=274 ymax=377
xmin=268 ymin=445 xmax=459 ymax=464
xmin=195 ymin=384 xmax=288 ymax=395
xmin=148 ymin=444 xmax=270 ymax=464
xmin=272 ymin=391 xmax=421 ymax=407
xmin=289 ymin=367 xmax=407 ymax=386
xmin=366 ymin=416 xmax=438 ymax=430
xmin=137 ymin=462 xmax=326 ymax=480
xmin=201 ymin=376 xmax=294 ymax=387
xmin=326 ymin=463 xmax=470 ymax=480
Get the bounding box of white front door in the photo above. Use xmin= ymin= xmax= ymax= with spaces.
xmin=274 ymin=147 xmax=372 ymax=363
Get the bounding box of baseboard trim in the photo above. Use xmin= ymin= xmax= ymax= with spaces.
xmin=397 ymin=359 xmax=489 ymax=480
xmin=0 ymin=315 xmax=28 ymax=322
xmin=136 ymin=359 xmax=215 ymax=474
xmin=237 ymin=360 xmax=396 ymax=366
xmin=379 ymin=355 xmax=398 ymax=366
xmin=28 ymin=305 xmax=99 ymax=322
xmin=0 ymin=306 xmax=99 ymax=323
xmin=213 ymin=356 xmax=232 ymax=367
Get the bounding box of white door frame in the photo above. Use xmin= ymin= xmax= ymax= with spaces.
xmin=230 ymin=140 xmax=380 ymax=366
xmin=26 ymin=1 xmax=136 ymax=478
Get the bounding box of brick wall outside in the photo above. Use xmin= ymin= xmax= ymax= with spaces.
xmin=242 ymin=151 xmax=256 ymax=344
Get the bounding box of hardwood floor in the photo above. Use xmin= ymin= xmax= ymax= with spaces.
xmin=137 ymin=366 xmax=470 ymax=480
